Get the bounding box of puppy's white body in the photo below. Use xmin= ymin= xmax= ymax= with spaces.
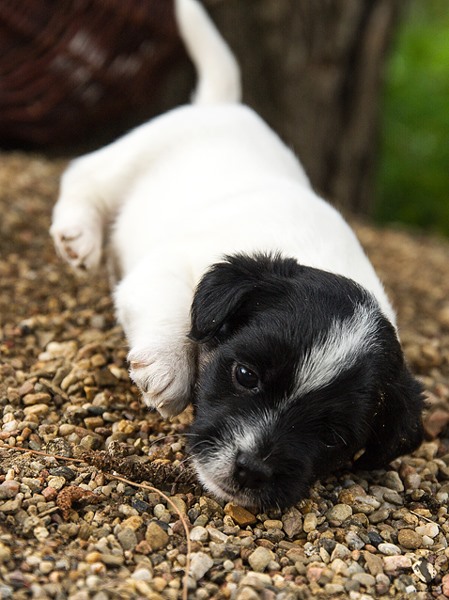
xmin=51 ymin=0 xmax=394 ymax=418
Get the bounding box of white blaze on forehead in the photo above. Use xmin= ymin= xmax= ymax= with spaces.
xmin=292 ymin=303 xmax=379 ymax=398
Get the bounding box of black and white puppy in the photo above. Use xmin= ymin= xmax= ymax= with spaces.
xmin=51 ymin=0 xmax=424 ymax=508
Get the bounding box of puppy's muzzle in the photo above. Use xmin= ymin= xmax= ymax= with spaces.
xmin=234 ymin=451 xmax=273 ymax=489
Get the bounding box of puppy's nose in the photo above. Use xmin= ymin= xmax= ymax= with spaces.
xmin=234 ymin=451 xmax=273 ymax=489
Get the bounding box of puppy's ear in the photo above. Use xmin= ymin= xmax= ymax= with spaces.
xmin=189 ymin=253 xmax=299 ymax=343
xmin=189 ymin=262 xmax=254 ymax=343
xmin=355 ymin=360 xmax=425 ymax=470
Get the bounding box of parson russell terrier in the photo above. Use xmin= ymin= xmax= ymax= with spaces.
xmin=51 ymin=0 xmax=424 ymax=508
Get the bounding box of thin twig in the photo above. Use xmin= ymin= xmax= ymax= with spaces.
xmin=409 ymin=509 xmax=439 ymax=527
xmin=0 ymin=442 xmax=84 ymax=463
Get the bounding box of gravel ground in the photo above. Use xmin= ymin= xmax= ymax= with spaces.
xmin=1 ymin=152 xmax=449 ymax=600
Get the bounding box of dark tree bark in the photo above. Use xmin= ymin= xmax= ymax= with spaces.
xmin=161 ymin=0 xmax=402 ymax=215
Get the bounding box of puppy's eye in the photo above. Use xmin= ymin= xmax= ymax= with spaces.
xmin=322 ymin=428 xmax=347 ymax=448
xmin=233 ymin=364 xmax=260 ymax=391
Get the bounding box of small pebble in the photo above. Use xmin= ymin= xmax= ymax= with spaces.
xmin=412 ymin=559 xmax=437 ymax=583
xmin=378 ymin=543 xmax=401 ymax=556
xmin=303 ymin=513 xmax=317 ymax=533
xmin=326 ymin=504 xmax=353 ymax=525
xmin=383 ymin=555 xmax=412 ymax=573
xmin=145 ymin=522 xmax=169 ymax=550
xmin=189 ymin=552 xmax=214 ymax=581
xmin=281 ymin=507 xmax=302 ymax=538
xmin=397 ymin=528 xmax=423 ymax=549
xmin=224 ymin=504 xmax=257 ymax=526
xmin=352 ymin=572 xmax=376 ymax=587
xmin=117 ymin=527 xmax=138 ymax=551
xmin=240 ymin=573 xmax=272 ymax=589
xmin=0 ymin=543 xmax=12 ymax=563
xmin=248 ymin=547 xmax=275 ymax=572
xmin=190 ymin=526 xmax=209 ymax=542
xmin=415 ymin=522 xmax=439 ymax=538
xmin=383 ymin=471 xmax=404 ymax=492
xmin=131 ymin=568 xmax=153 ymax=581
xmin=0 ymin=481 xmax=20 ymax=500
xmin=441 ymin=573 xmax=449 ymax=597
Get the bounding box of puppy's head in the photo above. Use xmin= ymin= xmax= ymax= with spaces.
xmin=188 ymin=253 xmax=424 ymax=509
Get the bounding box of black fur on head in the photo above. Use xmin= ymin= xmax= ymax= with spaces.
xmin=187 ymin=253 xmax=424 ymax=509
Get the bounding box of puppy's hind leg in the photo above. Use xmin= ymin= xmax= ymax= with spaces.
xmin=50 ymin=147 xmax=126 ymax=274
xmin=51 ymin=116 xmax=174 ymax=273
xmin=51 ymin=158 xmax=105 ymax=273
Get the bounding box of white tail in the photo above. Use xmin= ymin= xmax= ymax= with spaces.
xmin=175 ymin=0 xmax=241 ymax=104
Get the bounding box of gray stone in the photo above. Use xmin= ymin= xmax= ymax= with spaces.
xmin=352 ymin=572 xmax=376 ymax=587
xmin=209 ymin=542 xmax=226 ymax=558
xmin=0 ymin=481 xmax=19 ymax=500
xmin=352 ymin=495 xmax=381 ymax=514
xmin=240 ymin=573 xmax=272 ymax=589
xmin=368 ymin=507 xmax=391 ymax=524
xmin=190 ymin=526 xmax=209 ymax=542
xmin=326 ymin=504 xmax=353 ymax=525
xmin=378 ymin=542 xmax=401 ymax=556
xmin=100 ymin=553 xmax=124 ymax=566
xmin=189 ymin=552 xmax=214 ymax=580
xmin=236 ymin=587 xmax=261 ymax=600
xmin=324 ymin=583 xmax=345 ymax=594
xmin=345 ymin=531 xmax=365 ymax=550
xmin=131 ymin=567 xmax=153 ymax=581
xmin=282 ymin=507 xmax=302 ymax=538
xmin=207 ymin=527 xmax=229 ymax=543
xmin=330 ymin=543 xmax=351 ymax=561
xmin=415 ymin=522 xmax=439 ymax=538
xmin=382 ymin=471 xmax=404 ymax=492
xmin=117 ymin=527 xmax=138 ymax=551
xmin=363 ymin=551 xmax=384 ymax=576
xmin=0 ymin=496 xmax=22 ymax=513
xmin=383 ymin=490 xmax=403 ymax=505
xmin=248 ymin=547 xmax=275 ymax=572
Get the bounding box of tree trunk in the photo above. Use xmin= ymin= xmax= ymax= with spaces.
xmin=162 ymin=0 xmax=402 ymax=215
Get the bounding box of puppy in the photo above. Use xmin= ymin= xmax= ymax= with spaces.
xmin=51 ymin=0 xmax=424 ymax=508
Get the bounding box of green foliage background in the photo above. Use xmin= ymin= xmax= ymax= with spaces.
xmin=375 ymin=0 xmax=449 ymax=236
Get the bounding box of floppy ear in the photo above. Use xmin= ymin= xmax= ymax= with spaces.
xmin=189 ymin=261 xmax=256 ymax=343
xmin=189 ymin=253 xmax=300 ymax=343
xmin=354 ymin=361 xmax=425 ymax=470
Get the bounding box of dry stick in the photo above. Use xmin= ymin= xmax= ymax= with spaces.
xmin=409 ymin=509 xmax=440 ymax=527
xmin=0 ymin=443 xmax=85 ymax=463
xmin=0 ymin=442 xmax=192 ymax=600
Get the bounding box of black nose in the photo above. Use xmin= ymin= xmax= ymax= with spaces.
xmin=234 ymin=451 xmax=273 ymax=489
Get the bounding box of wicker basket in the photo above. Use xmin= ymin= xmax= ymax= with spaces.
xmin=0 ymin=0 xmax=182 ymax=147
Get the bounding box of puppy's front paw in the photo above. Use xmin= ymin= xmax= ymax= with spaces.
xmin=51 ymin=218 xmax=102 ymax=273
xmin=128 ymin=343 xmax=194 ymax=418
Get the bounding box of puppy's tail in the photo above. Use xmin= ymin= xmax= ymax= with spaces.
xmin=175 ymin=0 xmax=241 ymax=104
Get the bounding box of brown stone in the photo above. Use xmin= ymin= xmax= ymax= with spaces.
xmin=424 ymin=409 xmax=449 ymax=439
xmin=397 ymin=528 xmax=423 ymax=550
xmin=145 ymin=522 xmax=169 ymax=551
xmin=224 ymin=503 xmax=257 ymax=526
xmin=363 ymin=551 xmax=384 ymax=576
